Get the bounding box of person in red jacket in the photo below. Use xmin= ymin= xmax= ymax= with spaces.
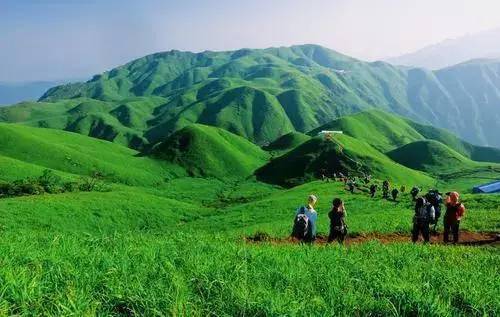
xmin=443 ymin=191 xmax=466 ymax=243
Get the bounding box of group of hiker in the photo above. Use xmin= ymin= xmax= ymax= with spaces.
xmin=412 ymin=190 xmax=466 ymax=243
xmin=292 ymin=194 xmax=348 ymax=244
xmin=291 ymin=186 xmax=466 ymax=245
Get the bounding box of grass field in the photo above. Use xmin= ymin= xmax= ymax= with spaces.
xmin=0 ymin=177 xmax=498 ymax=316
xmin=0 ymin=111 xmax=498 ymax=315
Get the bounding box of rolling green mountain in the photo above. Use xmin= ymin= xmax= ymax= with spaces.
xmin=0 ymin=123 xmax=184 ymax=186
xmin=386 ymin=140 xmax=472 ymax=173
xmin=2 ymin=44 xmax=500 ymax=149
xmin=256 ymin=134 xmax=435 ymax=187
xmin=151 ymin=124 xmax=270 ymax=179
xmin=386 ymin=140 xmax=500 ymax=187
xmin=309 ymin=109 xmax=500 ymax=163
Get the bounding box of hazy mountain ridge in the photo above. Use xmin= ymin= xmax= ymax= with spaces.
xmin=386 ymin=28 xmax=500 ymax=69
xmin=2 ymin=44 xmax=500 ymax=147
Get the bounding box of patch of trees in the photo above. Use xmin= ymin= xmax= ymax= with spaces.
xmin=0 ymin=170 xmax=109 ymax=198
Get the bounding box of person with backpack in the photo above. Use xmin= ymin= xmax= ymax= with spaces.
xmin=382 ymin=180 xmax=390 ymax=199
xmin=347 ymin=178 xmax=356 ymax=193
xmin=425 ymin=189 xmax=443 ymax=233
xmin=369 ymin=184 xmax=378 ymax=198
xmin=412 ymin=197 xmax=435 ymax=243
xmin=443 ymin=192 xmax=466 ymax=244
xmin=391 ymin=188 xmax=399 ymax=201
xmin=292 ymin=195 xmax=318 ymax=243
xmin=410 ymin=186 xmax=420 ymax=201
xmin=328 ymin=198 xmax=348 ymax=244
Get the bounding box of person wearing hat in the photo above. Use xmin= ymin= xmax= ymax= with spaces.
xmin=443 ymin=192 xmax=466 ymax=243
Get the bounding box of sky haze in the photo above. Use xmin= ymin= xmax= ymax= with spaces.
xmin=2 ymin=0 xmax=500 ymax=81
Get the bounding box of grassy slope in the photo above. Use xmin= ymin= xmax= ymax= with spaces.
xmin=0 ymin=179 xmax=498 ymax=315
xmin=408 ymin=119 xmax=500 ymax=163
xmin=263 ymin=131 xmax=311 ymax=155
xmin=151 ymin=124 xmax=270 ymax=179
xmin=257 ymin=134 xmax=435 ymax=187
xmin=0 ymin=108 xmax=497 ymax=314
xmin=0 ymin=123 xmax=184 ymax=185
xmin=387 ymin=140 xmax=474 ymax=173
xmin=0 ymin=97 xmax=165 ymax=150
xmin=310 ymin=109 xmax=500 ymax=163
xmin=0 ymin=119 xmax=496 ymax=315
xmin=309 ymin=109 xmax=425 ymax=152
xmin=387 ymin=140 xmax=500 ymax=190
xmin=190 ymin=181 xmax=499 ymax=235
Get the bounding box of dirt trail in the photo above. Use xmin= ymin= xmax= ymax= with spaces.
xmin=246 ymin=231 xmax=500 ymax=247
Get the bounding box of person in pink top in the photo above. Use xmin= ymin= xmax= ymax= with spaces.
xmin=443 ymin=191 xmax=466 ymax=243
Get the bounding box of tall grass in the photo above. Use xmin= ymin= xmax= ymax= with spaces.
xmin=0 ymin=232 xmax=497 ymax=316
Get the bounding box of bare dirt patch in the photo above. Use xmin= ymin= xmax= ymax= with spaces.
xmin=245 ymin=231 xmax=500 ymax=246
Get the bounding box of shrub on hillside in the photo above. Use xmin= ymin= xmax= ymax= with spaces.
xmin=78 ymin=171 xmax=110 ymax=192
xmin=0 ymin=169 xmax=110 ymax=198
xmin=38 ymin=170 xmax=63 ymax=194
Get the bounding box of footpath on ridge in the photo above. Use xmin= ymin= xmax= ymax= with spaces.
xmin=246 ymin=231 xmax=500 ymax=247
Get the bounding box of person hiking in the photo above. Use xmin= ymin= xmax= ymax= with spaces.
xmin=347 ymin=178 xmax=356 ymax=193
xmin=400 ymin=185 xmax=406 ymax=194
xmin=391 ymin=188 xmax=399 ymax=201
xmin=410 ymin=186 xmax=420 ymax=201
xmin=369 ymin=184 xmax=378 ymax=198
xmin=363 ymin=173 xmax=371 ymax=185
xmin=328 ymin=198 xmax=348 ymax=244
xmin=382 ymin=180 xmax=390 ymax=199
xmin=292 ymin=195 xmax=318 ymax=243
xmin=443 ymin=192 xmax=465 ymax=244
xmin=425 ymin=189 xmax=443 ymax=234
xmin=412 ymin=197 xmax=435 ymax=243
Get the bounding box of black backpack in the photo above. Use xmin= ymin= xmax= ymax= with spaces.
xmin=292 ymin=207 xmax=309 ymax=240
xmin=426 ymin=191 xmax=442 ymax=207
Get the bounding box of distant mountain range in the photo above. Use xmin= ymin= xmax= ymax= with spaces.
xmin=386 ymin=28 xmax=500 ymax=69
xmin=1 ymin=44 xmax=500 ymax=148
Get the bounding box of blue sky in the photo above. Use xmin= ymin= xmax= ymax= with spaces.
xmin=2 ymin=0 xmax=500 ymax=81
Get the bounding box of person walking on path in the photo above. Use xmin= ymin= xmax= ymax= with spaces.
xmin=382 ymin=180 xmax=390 ymax=199
xmin=369 ymin=184 xmax=377 ymax=198
xmin=292 ymin=195 xmax=319 ymax=243
xmin=412 ymin=197 xmax=435 ymax=243
xmin=443 ymin=192 xmax=466 ymax=244
xmin=328 ymin=198 xmax=348 ymax=244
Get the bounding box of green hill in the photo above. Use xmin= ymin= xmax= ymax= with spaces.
xmin=0 ymin=123 xmax=183 ymax=185
xmin=387 ymin=140 xmax=500 ymax=189
xmin=308 ymin=110 xmax=424 ymax=152
xmin=309 ymin=109 xmax=500 ymax=163
xmin=407 ymin=120 xmax=500 ymax=163
xmin=3 ymin=45 xmax=500 ymax=148
xmin=386 ymin=140 xmax=472 ymax=174
xmin=151 ymin=124 xmax=270 ymax=179
xmin=263 ymin=132 xmax=310 ymax=155
xmin=256 ymin=135 xmax=435 ymax=187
